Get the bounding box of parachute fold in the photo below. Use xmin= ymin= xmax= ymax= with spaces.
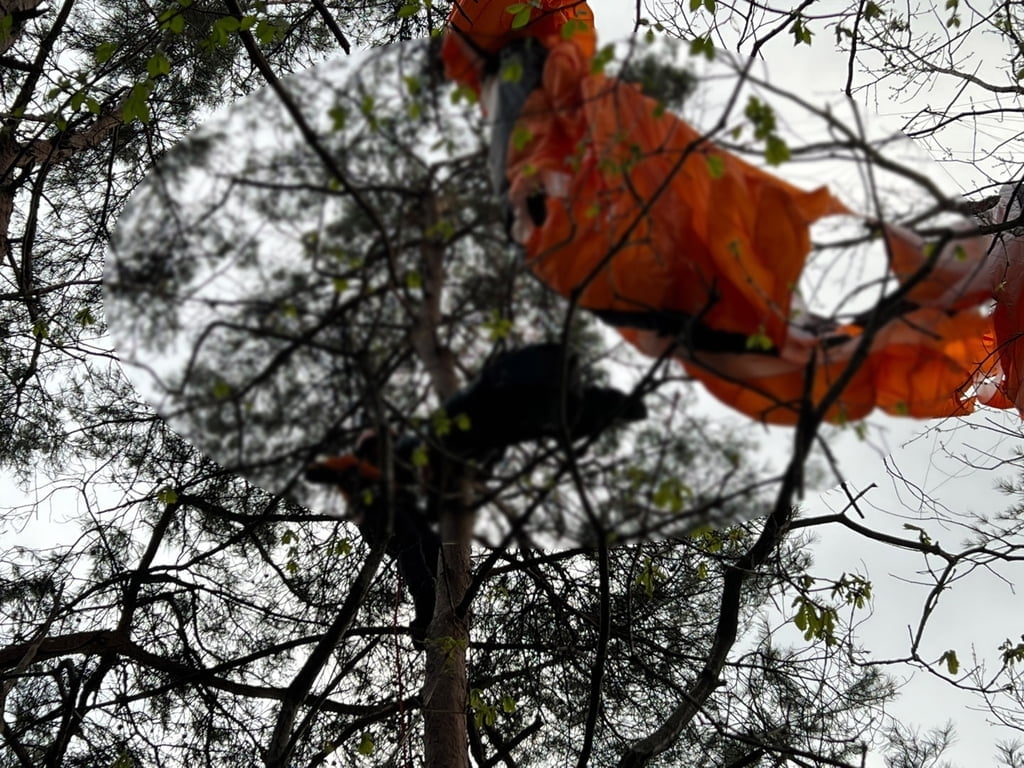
xmin=442 ymin=1 xmax=1024 ymax=423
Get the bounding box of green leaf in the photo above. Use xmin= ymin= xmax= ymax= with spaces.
xmin=32 ymin=321 xmax=49 ymax=339
xmin=255 ymin=19 xmax=281 ymax=45
xmin=500 ymin=58 xmax=523 ymax=83
xmin=450 ymin=84 xmax=478 ymax=105
xmin=206 ymin=15 xmax=240 ymax=47
xmin=405 ymin=270 xmax=422 ymax=290
xmin=332 ymin=538 xmax=352 ymax=556
xmin=511 ymin=6 xmax=531 ymax=29
xmin=652 ymin=478 xmax=691 ymax=512
xmin=328 ymin=105 xmax=348 ymax=131
xmin=121 ymin=81 xmax=152 ymax=124
xmin=511 ymin=124 xmax=533 ymax=151
xmin=1000 ymin=639 xmax=1024 ymax=665
xmin=561 ymin=17 xmax=588 ymax=40
xmin=703 ymin=0 xmax=716 ymax=11
xmin=940 ymin=649 xmax=960 ymax=675
xmin=74 ymin=306 xmax=95 ymax=326
xmin=403 ymin=74 xmax=422 ymax=95
xmin=411 ymin=443 xmax=430 ymax=468
xmin=397 ymin=2 xmax=420 ymax=17
xmin=689 ymin=0 xmax=700 ymax=9
xmin=501 ymin=695 xmax=516 ymax=713
xmin=902 ymin=523 xmax=933 ymax=545
xmin=156 ymin=488 xmax=178 ymax=504
xmin=95 ymin=41 xmax=119 ymax=64
xmin=744 ymin=96 xmax=776 ymax=139
xmin=590 ymin=44 xmax=615 ymax=73
xmin=790 ymin=597 xmax=838 ymax=645
xmin=482 ymin=310 xmax=513 ymax=340
xmin=212 ymin=380 xmax=231 ymax=399
xmin=426 ymin=218 xmax=455 ymax=240
xmin=865 ymin=1 xmax=883 ymax=20
xmin=793 ymin=603 xmax=807 ymax=631
xmin=157 ymin=5 xmax=186 ymax=33
xmin=790 ymin=17 xmax=813 ymax=45
xmin=146 ymin=51 xmax=171 ymax=78
xmin=764 ymin=134 xmax=791 ymax=166
xmin=431 ymin=409 xmax=452 ymax=437
xmin=744 ymin=325 xmax=774 ymax=351
xmin=705 ymin=154 xmax=725 ymax=179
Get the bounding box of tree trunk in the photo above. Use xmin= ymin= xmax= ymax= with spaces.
xmin=411 ymin=183 xmax=472 ymax=767
xmin=417 ymin=468 xmax=473 ymax=768
xmin=421 ymin=484 xmax=474 ymax=768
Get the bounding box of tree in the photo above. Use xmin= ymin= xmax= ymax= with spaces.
xmin=2 ymin=1 xmax=1023 ymax=767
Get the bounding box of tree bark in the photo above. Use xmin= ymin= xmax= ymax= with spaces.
xmin=422 ymin=491 xmax=474 ymax=768
xmin=414 ymin=185 xmax=471 ymax=768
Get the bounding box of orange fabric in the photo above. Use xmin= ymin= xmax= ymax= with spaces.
xmin=884 ymin=224 xmax=995 ymax=311
xmin=443 ymin=0 xmax=1023 ymax=423
xmin=441 ymin=0 xmax=596 ymax=95
xmin=521 ymin=73 xmax=848 ymax=350
xmin=315 ymin=454 xmax=381 ymax=483
xmin=668 ymin=307 xmax=992 ymax=424
xmin=992 ymin=267 xmax=1024 ymax=410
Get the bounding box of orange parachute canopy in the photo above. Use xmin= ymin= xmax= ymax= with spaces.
xmin=442 ymin=0 xmax=1024 ymax=424
xmin=442 ymin=0 xmax=596 ymax=93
